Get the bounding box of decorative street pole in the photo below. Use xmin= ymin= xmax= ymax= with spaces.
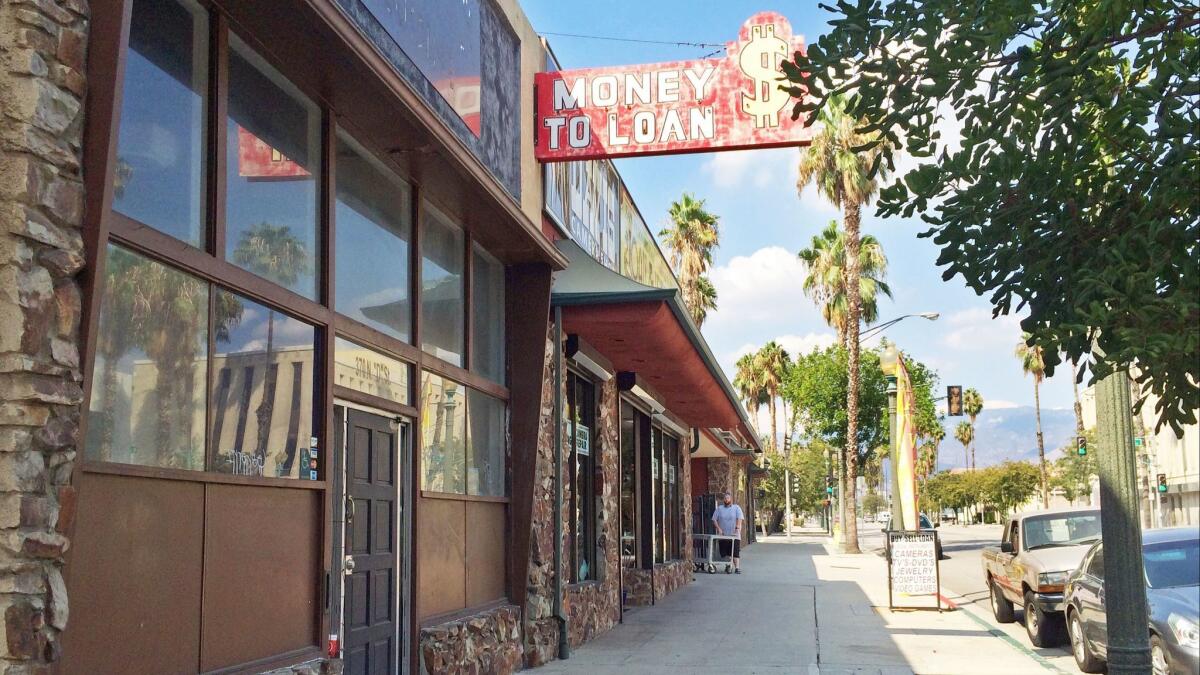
xmin=1094 ymin=364 xmax=1151 ymax=673
xmin=880 ymin=343 xmax=904 ymax=532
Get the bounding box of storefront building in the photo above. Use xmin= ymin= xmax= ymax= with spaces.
xmin=0 ymin=0 xmax=758 ymax=673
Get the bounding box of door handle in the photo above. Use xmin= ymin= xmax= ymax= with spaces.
xmin=345 ymin=495 xmax=355 ymax=524
xmin=344 ymin=555 xmax=356 ymax=573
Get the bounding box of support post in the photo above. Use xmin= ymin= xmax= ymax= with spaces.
xmin=784 ymin=469 xmax=793 ymax=540
xmin=1095 ymin=365 xmax=1151 ymax=674
xmin=887 ymin=374 xmax=902 ymax=531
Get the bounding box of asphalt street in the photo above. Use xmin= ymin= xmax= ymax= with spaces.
xmin=859 ymin=521 xmax=1081 ymax=674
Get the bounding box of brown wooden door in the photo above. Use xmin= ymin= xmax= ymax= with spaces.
xmin=343 ymin=409 xmax=402 ymax=675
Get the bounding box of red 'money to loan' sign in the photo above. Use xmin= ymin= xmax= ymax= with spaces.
xmin=535 ymin=12 xmax=813 ymax=162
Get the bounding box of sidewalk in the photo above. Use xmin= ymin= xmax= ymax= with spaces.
xmin=535 ymin=534 xmax=1063 ymax=674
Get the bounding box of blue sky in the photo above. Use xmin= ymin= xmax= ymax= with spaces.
xmin=521 ymin=1 xmax=1078 ymax=417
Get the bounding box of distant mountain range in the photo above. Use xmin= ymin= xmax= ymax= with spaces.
xmin=935 ymin=406 xmax=1078 ymax=470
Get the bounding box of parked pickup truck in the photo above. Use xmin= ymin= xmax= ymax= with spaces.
xmin=982 ymin=507 xmax=1103 ymax=647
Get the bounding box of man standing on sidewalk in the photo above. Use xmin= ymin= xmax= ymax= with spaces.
xmin=712 ymin=492 xmax=744 ymax=573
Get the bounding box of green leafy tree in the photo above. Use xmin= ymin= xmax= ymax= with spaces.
xmin=796 ymin=95 xmax=892 ymax=553
xmin=782 ymin=0 xmax=1200 ymax=433
xmin=862 ymin=491 xmax=888 ymax=518
xmin=1016 ymin=333 xmax=1050 ymax=507
xmin=660 ymin=193 xmax=720 ymax=326
xmin=963 ymin=388 xmax=984 ymax=470
xmin=981 ymin=462 xmax=1043 ymax=520
xmin=797 ymin=220 xmax=893 ymax=347
xmin=1053 ymin=430 xmax=1099 ymax=504
xmin=760 ymin=444 xmax=828 ymax=519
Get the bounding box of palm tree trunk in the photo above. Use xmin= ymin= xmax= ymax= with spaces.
xmin=768 ymin=393 xmax=778 ymax=454
xmin=842 ymin=204 xmax=862 ymax=553
xmin=970 ymin=434 xmax=976 ymax=471
xmin=1035 ymin=378 xmax=1048 ymax=508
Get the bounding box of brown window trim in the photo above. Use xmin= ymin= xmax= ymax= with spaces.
xmin=332 ymin=384 xmax=416 ymax=420
xmin=81 ymin=460 xmax=327 ymax=490
xmin=334 ymin=315 xmax=423 ymax=368
xmin=419 ymin=490 xmax=510 ymax=504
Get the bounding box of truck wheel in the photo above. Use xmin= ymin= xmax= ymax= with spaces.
xmin=990 ymin=579 xmax=1015 ymax=623
xmin=1023 ymin=591 xmax=1064 ymax=647
xmin=1068 ymin=609 xmax=1104 ymax=673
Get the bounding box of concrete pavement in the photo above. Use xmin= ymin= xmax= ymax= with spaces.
xmin=536 ymin=532 xmax=1066 ymax=674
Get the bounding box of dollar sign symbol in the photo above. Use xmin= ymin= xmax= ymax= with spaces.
xmin=739 ymin=24 xmax=789 ymax=129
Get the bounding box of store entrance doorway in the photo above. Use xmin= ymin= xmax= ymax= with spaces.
xmin=338 ymin=406 xmax=408 ymax=674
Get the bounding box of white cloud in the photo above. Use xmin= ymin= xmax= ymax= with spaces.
xmin=940 ymin=307 xmax=1023 ymax=352
xmin=776 ymin=332 xmax=838 ymax=357
xmin=700 ymin=147 xmax=805 ymax=192
xmin=988 ymin=399 xmax=1021 ymax=410
xmin=706 ymin=246 xmax=814 ymax=327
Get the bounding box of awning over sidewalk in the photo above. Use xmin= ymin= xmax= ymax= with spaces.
xmin=552 ymin=241 xmax=760 ymax=449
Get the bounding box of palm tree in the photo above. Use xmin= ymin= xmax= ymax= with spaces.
xmin=796 ymin=94 xmax=890 ymax=554
xmin=754 ymin=342 xmax=790 ymax=454
xmin=954 ymin=421 xmax=974 ymax=471
xmin=1016 ymin=334 xmax=1050 ymax=508
xmin=797 ymin=220 xmax=893 ymax=347
xmin=659 ymin=193 xmax=720 ymax=324
xmin=928 ymin=423 xmax=945 ymax=474
xmin=733 ymin=353 xmax=768 ymax=434
xmin=692 ymin=275 xmax=718 ymax=326
xmin=963 ymin=388 xmax=984 ymax=470
xmin=232 ymin=223 xmax=311 ymax=460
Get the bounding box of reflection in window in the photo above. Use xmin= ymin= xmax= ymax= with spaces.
xmin=466 ymin=389 xmax=506 ymax=497
xmin=567 ymin=372 xmax=596 ymax=581
xmin=210 ymin=290 xmax=316 ymax=479
xmin=335 ymin=133 xmax=412 ymax=342
xmin=333 ymin=337 xmax=410 ymax=406
xmin=226 ymin=34 xmax=320 ymax=299
xmin=420 ymin=372 xmax=466 ymax=493
xmin=471 ymin=244 xmax=504 ymax=382
xmin=620 ymin=402 xmax=638 ymax=569
xmin=85 ymin=245 xmax=208 ymax=469
xmin=420 ymin=204 xmax=464 ymax=365
xmin=113 ymin=0 xmax=208 ymax=245
xmin=653 ymin=426 xmax=664 ymax=564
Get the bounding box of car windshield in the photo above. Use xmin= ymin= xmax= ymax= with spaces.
xmin=1144 ymin=538 xmax=1200 ymax=589
xmin=1022 ymin=513 xmax=1101 ymax=550
xmin=919 ymin=515 xmax=933 ymax=529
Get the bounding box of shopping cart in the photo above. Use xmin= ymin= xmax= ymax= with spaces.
xmin=692 ymin=533 xmax=738 ymax=574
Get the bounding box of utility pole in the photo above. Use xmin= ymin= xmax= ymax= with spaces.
xmin=1095 ymin=364 xmax=1151 ymax=673
xmin=784 ymin=468 xmax=793 ymax=540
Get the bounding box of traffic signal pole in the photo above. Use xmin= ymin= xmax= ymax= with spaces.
xmin=1094 ymin=365 xmax=1151 ymax=673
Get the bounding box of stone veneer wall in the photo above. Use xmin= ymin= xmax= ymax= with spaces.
xmin=707 ymin=457 xmax=733 ymax=495
xmin=0 ymin=0 xmax=89 ymax=668
xmin=419 ymin=605 xmax=523 ymax=674
xmin=523 ymin=327 xmax=567 ymax=667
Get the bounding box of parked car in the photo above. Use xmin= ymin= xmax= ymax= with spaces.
xmin=1065 ymin=527 xmax=1199 ymax=675
xmin=878 ymin=511 xmax=891 ymax=526
xmin=982 ymin=507 xmax=1102 ymax=647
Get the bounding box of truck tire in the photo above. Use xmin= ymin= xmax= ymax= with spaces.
xmin=1023 ymin=591 xmax=1064 ymax=647
xmin=990 ymin=578 xmax=1015 ymax=623
xmin=1068 ymin=609 xmax=1104 ymax=673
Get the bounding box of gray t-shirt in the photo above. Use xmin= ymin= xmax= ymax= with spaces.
xmin=712 ymin=503 xmax=744 ymax=535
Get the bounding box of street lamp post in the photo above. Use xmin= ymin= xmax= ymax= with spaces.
xmin=880 ymin=343 xmax=903 ymax=532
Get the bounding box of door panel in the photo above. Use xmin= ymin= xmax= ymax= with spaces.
xmin=343 ymin=409 xmax=402 ymax=675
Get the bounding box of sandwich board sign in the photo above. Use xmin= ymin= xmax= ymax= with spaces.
xmin=887 ymin=530 xmax=942 ymax=611
xmin=535 ymin=12 xmax=813 ymax=162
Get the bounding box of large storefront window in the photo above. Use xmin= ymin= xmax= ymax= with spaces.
xmin=420 ymin=204 xmax=465 ymax=366
xmin=567 ymin=371 xmax=597 ymax=581
xmin=113 ymin=0 xmax=208 ymax=246
xmin=333 ymin=336 xmax=411 ymax=406
xmin=420 ymin=372 xmax=506 ymax=496
xmin=471 ymin=244 xmax=505 ymax=381
xmin=86 ymin=246 xmax=208 ymax=469
xmin=85 ymin=246 xmax=317 ymax=480
xmin=210 ymin=290 xmax=316 ymax=479
xmin=226 ymin=34 xmax=321 ymax=300
xmin=335 ymin=134 xmax=412 ymax=342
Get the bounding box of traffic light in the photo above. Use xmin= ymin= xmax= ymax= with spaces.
xmin=947 ymin=386 xmax=963 ymax=416
xmin=1158 ymin=474 xmax=1168 ymax=493
xmin=1076 ymin=436 xmax=1087 ymax=456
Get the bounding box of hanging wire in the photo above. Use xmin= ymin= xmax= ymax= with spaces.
xmin=538 ymin=30 xmax=725 ymax=50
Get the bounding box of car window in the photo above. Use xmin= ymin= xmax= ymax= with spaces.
xmin=1087 ymin=546 xmax=1104 ymax=580
xmin=920 ymin=514 xmax=932 ymax=529
xmin=1023 ymin=512 xmax=1101 ymax=550
xmin=1008 ymin=521 xmax=1020 ymax=550
xmin=1144 ymin=539 xmax=1199 ymax=588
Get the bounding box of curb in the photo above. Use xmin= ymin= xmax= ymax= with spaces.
xmin=937 ymin=593 xmax=958 ymax=610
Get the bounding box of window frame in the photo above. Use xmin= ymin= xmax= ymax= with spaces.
xmin=566 ymin=369 xmax=598 ymax=583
